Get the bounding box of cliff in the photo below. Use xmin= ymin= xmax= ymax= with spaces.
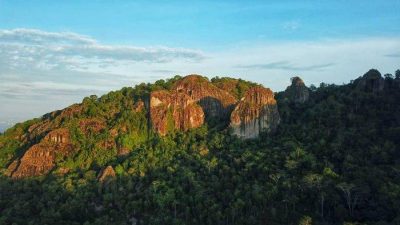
xmin=9 ymin=128 xmax=74 ymax=178
xmin=284 ymin=77 xmax=309 ymax=103
xmin=230 ymin=87 xmax=280 ymax=139
xmin=149 ymin=75 xmax=280 ymax=138
xmin=150 ymin=89 xmax=205 ymax=135
xmin=150 ymin=75 xmax=240 ymax=135
xmin=2 ymin=74 xmax=281 ymax=179
xmin=354 ymin=69 xmax=384 ymax=93
xmin=173 ymin=75 xmax=237 ymax=120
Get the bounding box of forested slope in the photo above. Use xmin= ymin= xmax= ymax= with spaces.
xmin=0 ymin=69 xmax=399 ymax=225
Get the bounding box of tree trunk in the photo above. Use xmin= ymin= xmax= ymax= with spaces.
xmin=320 ymin=195 xmax=324 ymax=219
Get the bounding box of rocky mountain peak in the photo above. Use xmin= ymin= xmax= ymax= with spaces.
xmin=149 ymin=75 xmax=280 ymax=138
xmin=4 ymin=74 xmax=282 ymax=179
xmin=284 ymin=76 xmax=309 ymax=103
xmin=173 ymin=75 xmax=237 ymax=118
xmin=150 ymin=75 xmax=240 ymax=135
xmin=355 ymin=69 xmax=384 ymax=92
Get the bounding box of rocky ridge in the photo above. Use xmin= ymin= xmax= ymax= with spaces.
xmin=149 ymin=75 xmax=280 ymax=138
xmin=9 ymin=128 xmax=74 ymax=178
xmin=4 ymin=74 xmax=282 ymax=178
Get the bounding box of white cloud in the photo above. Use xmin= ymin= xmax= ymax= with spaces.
xmin=0 ymin=28 xmax=205 ymax=72
xmin=236 ymin=61 xmax=334 ymax=71
xmin=0 ymin=28 xmax=96 ymax=45
xmin=0 ymin=28 xmax=399 ymax=127
xmin=187 ymin=37 xmax=400 ymax=90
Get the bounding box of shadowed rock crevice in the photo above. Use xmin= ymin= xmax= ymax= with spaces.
xmin=197 ymin=96 xmax=235 ymax=125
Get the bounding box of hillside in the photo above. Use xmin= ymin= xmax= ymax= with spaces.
xmin=0 ymin=69 xmax=400 ymax=225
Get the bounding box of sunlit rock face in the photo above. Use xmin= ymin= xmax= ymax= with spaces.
xmin=98 ymin=165 xmax=116 ymax=183
xmin=284 ymin=77 xmax=309 ymax=103
xmin=172 ymin=92 xmax=205 ymax=131
xmin=150 ymin=75 xmax=281 ymax=138
xmin=150 ymin=90 xmax=174 ymax=136
xmin=4 ymin=74 xmax=283 ymax=180
xmin=230 ymin=87 xmax=280 ymax=139
xmin=150 ymin=75 xmax=237 ymax=135
xmin=150 ymin=89 xmax=205 ymax=136
xmin=355 ymin=69 xmax=385 ymax=93
xmin=9 ymin=128 xmax=74 ymax=178
xmin=172 ymin=75 xmax=237 ymax=120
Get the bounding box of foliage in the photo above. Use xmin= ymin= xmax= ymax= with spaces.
xmin=0 ymin=71 xmax=400 ymax=224
xmin=211 ymin=76 xmax=259 ymax=99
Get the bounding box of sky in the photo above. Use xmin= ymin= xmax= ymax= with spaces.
xmin=0 ymin=0 xmax=399 ymax=131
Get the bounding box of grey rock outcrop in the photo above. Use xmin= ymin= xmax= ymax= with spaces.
xmin=355 ymin=69 xmax=384 ymax=93
xmin=230 ymin=87 xmax=280 ymax=139
xmin=284 ymin=77 xmax=309 ymax=103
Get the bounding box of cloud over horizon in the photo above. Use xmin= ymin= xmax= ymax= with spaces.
xmin=0 ymin=28 xmax=399 ymax=128
xmin=0 ymin=28 xmax=207 ymax=123
xmin=0 ymin=28 xmax=205 ymax=72
xmin=237 ymin=61 xmax=334 ymax=71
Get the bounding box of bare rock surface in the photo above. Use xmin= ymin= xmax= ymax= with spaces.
xmin=230 ymin=87 xmax=280 ymax=139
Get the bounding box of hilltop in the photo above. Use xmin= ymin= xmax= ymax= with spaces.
xmin=0 ymin=69 xmax=400 ymax=225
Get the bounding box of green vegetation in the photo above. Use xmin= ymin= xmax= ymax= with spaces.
xmin=0 ymin=71 xmax=400 ymax=225
xmin=0 ymin=118 xmax=39 ymax=168
xmin=211 ymin=76 xmax=259 ymax=99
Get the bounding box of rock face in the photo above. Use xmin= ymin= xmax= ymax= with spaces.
xmin=285 ymin=77 xmax=309 ymax=103
xmin=173 ymin=75 xmax=237 ymax=120
xmin=98 ymin=165 xmax=116 ymax=182
xmin=230 ymin=87 xmax=280 ymax=139
xmin=149 ymin=75 xmax=280 ymax=138
xmin=150 ymin=75 xmax=236 ymax=135
xmin=355 ymin=69 xmax=384 ymax=93
xmin=150 ymin=90 xmax=205 ymax=135
xmin=3 ymin=74 xmax=281 ymax=179
xmin=9 ymin=128 xmax=74 ymax=178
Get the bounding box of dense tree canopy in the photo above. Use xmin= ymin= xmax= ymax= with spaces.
xmin=0 ymin=71 xmax=400 ymax=225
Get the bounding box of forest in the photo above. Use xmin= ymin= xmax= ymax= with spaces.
xmin=0 ymin=69 xmax=399 ymax=225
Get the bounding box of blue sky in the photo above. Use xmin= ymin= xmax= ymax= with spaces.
xmin=0 ymin=0 xmax=400 ymax=130
xmin=1 ymin=1 xmax=399 ymax=47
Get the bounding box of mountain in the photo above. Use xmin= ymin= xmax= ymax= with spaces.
xmin=2 ymin=75 xmax=279 ymax=178
xmin=0 ymin=69 xmax=400 ymax=225
xmin=283 ymin=76 xmax=310 ymax=103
